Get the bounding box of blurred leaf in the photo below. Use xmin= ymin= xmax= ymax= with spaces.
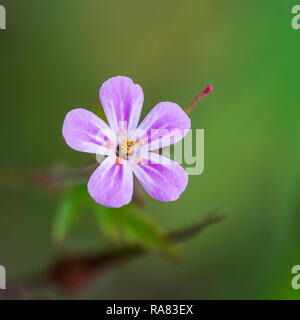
xmin=91 ymin=204 xmax=179 ymax=258
xmin=33 ymin=163 xmax=98 ymax=190
xmin=52 ymin=185 xmax=89 ymax=242
xmin=92 ymin=206 xmax=121 ymax=241
xmin=52 ymin=192 xmax=77 ymax=242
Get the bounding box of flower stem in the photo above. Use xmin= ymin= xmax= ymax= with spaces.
xmin=185 ymin=85 xmax=213 ymax=114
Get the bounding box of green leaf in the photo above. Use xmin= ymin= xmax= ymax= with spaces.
xmin=91 ymin=204 xmax=179 ymax=258
xmin=92 ymin=207 xmax=121 ymax=241
xmin=52 ymin=185 xmax=89 ymax=242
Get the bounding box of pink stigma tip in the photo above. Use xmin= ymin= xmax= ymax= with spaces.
xmin=185 ymin=84 xmax=214 ymax=114
xmin=202 ymin=85 xmax=213 ymax=96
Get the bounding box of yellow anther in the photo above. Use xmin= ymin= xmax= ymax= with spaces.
xmin=121 ymin=139 xmax=136 ymax=154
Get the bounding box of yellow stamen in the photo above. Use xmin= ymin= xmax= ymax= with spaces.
xmin=121 ymin=139 xmax=136 ymax=154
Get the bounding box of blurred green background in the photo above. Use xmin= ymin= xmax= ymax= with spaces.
xmin=0 ymin=0 xmax=300 ymax=299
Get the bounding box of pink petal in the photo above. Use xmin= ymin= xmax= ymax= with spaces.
xmin=130 ymin=152 xmax=188 ymax=202
xmin=99 ymin=76 xmax=144 ymax=133
xmin=88 ymin=156 xmax=133 ymax=208
xmin=135 ymin=102 xmax=191 ymax=151
xmin=62 ymin=108 xmax=115 ymax=155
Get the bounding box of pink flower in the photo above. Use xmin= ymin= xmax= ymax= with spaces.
xmin=62 ymin=76 xmax=190 ymax=208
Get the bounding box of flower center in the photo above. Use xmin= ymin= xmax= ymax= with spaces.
xmin=121 ymin=138 xmax=136 ymax=154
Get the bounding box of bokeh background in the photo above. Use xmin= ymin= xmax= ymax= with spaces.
xmin=0 ymin=0 xmax=300 ymax=299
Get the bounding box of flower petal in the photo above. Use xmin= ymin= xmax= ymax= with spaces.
xmin=62 ymin=108 xmax=115 ymax=155
xmin=130 ymin=152 xmax=188 ymax=202
xmin=88 ymin=156 xmax=133 ymax=208
xmin=135 ymin=102 xmax=191 ymax=151
xmin=99 ymin=76 xmax=144 ymax=133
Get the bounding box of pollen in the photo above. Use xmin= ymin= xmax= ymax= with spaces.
xmin=137 ymin=138 xmax=145 ymax=146
xmin=107 ymin=140 xmax=114 ymax=149
xmin=116 ymin=157 xmax=124 ymax=165
xmin=135 ymin=157 xmax=143 ymax=165
xmin=121 ymin=139 xmax=136 ymax=154
xmin=119 ymin=130 xmax=127 ymax=136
